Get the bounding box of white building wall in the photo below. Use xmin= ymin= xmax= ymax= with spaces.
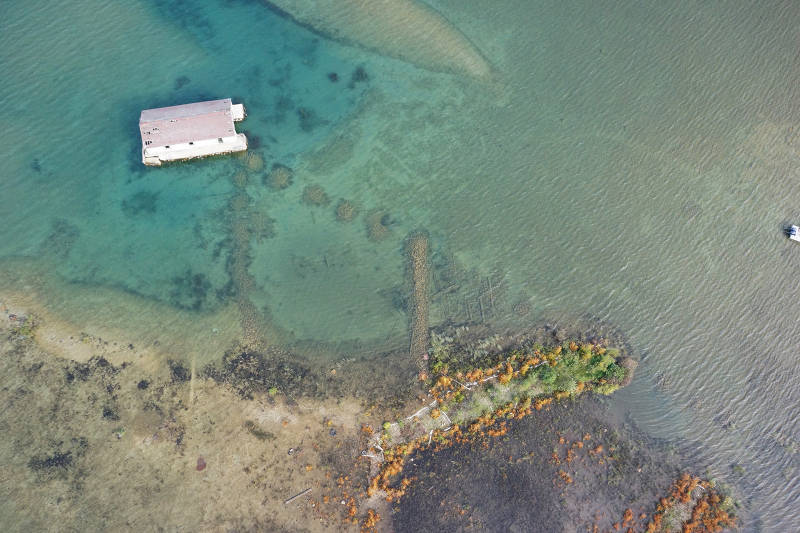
xmin=143 ymin=134 xmax=247 ymax=166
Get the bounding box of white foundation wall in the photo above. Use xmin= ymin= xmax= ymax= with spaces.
xmin=142 ymin=134 xmax=247 ymax=166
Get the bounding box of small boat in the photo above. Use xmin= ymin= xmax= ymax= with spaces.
xmin=789 ymin=225 xmax=800 ymax=242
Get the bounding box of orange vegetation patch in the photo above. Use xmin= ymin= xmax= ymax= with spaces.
xmin=487 ymin=422 xmax=508 ymax=437
xmin=534 ymin=397 xmax=553 ymax=410
xmin=369 ymin=342 xmax=620 ymax=504
xmin=498 ymin=363 xmax=514 ymax=384
xmin=360 ymin=509 xmax=380 ymax=532
xmin=623 ymin=508 xmax=634 ymax=524
xmin=644 ymin=473 xmax=737 ymax=533
xmin=368 ymin=392 xmax=561 ymax=501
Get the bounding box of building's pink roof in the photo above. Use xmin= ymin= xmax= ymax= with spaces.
xmin=139 ymin=98 xmax=236 ymax=148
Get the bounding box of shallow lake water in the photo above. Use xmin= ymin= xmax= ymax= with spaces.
xmin=2 ymin=0 xmax=799 ymax=530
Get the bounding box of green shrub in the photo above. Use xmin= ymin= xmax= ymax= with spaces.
xmin=538 ymin=365 xmax=557 ymax=384
xmin=589 ymin=354 xmax=616 ymax=379
xmin=600 ymin=354 xmax=615 ymax=367
xmin=554 ymin=375 xmax=577 ymax=393
xmin=519 ymin=372 xmax=538 ymax=389
xmin=595 ymin=383 xmax=620 ymax=395
xmin=603 ymin=363 xmax=627 ymax=381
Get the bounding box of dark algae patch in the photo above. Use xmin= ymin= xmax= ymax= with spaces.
xmin=205 ymin=348 xmax=319 ymax=399
xmin=64 ymin=356 xmax=119 ymax=385
xmin=28 ymin=450 xmax=73 ymax=481
xmin=101 ymin=405 xmax=119 ymax=421
xmin=244 ymin=420 xmax=275 ymax=441
xmin=169 ymin=270 xmax=213 ymax=311
xmin=121 ymin=190 xmax=159 ymax=216
xmin=347 ymin=65 xmax=368 ymax=89
xmin=39 ymin=218 xmax=80 ymax=259
xmin=27 ymin=436 xmax=88 ymax=483
xmin=173 ymin=75 xmax=190 ymax=90
xmin=297 ymin=106 xmax=329 ymax=133
xmin=28 ymin=450 xmax=72 ymax=471
xmin=168 ymin=359 xmax=190 ymax=382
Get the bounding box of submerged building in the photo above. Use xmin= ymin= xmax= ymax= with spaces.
xmin=139 ymin=98 xmax=247 ymax=166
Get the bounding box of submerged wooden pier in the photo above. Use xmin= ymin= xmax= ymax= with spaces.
xmin=407 ymin=232 xmax=430 ymax=372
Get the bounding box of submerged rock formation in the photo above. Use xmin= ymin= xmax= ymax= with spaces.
xmin=264 ymin=163 xmax=293 ymax=190
xmin=365 ymin=209 xmax=392 ymax=241
xmin=335 ymin=199 xmax=357 ymax=222
xmin=301 ymin=184 xmax=331 ymax=206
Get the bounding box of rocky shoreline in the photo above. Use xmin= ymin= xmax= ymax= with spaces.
xmin=0 ymin=304 xmax=738 ymax=532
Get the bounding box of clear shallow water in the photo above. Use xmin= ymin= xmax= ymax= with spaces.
xmin=2 ymin=0 xmax=800 ymax=529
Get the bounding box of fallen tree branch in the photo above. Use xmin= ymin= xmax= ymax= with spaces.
xmin=284 ymin=488 xmax=312 ymax=504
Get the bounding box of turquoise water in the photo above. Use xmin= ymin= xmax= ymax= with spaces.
xmin=2 ymin=0 xmax=800 ymax=529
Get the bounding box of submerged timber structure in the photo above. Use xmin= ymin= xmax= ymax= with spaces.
xmin=139 ymin=98 xmax=247 ymax=166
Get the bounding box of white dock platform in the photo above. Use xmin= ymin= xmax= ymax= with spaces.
xmin=139 ymin=98 xmax=247 ymax=166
